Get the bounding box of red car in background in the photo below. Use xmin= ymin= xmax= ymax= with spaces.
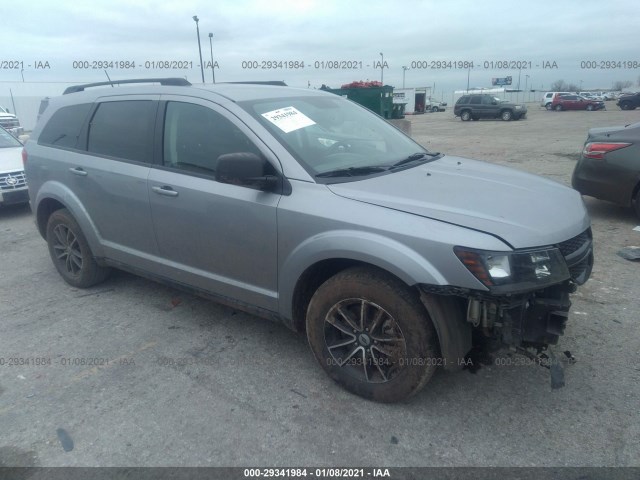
xmin=551 ymin=94 xmax=605 ymax=111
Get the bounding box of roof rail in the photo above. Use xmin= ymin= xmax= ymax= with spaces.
xmin=63 ymin=78 xmax=192 ymax=95
xmin=223 ymin=81 xmax=288 ymax=86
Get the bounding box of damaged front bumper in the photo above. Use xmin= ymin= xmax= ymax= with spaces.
xmin=420 ymin=228 xmax=594 ymax=387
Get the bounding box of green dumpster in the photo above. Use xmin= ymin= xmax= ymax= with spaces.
xmin=323 ymin=84 xmax=396 ymax=119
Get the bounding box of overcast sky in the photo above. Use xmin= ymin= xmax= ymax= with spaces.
xmin=2 ymin=0 xmax=639 ymax=97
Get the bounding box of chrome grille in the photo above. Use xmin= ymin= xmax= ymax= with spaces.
xmin=0 ymin=171 xmax=27 ymax=190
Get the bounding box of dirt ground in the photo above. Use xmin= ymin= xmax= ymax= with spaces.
xmin=0 ymin=102 xmax=639 ymax=469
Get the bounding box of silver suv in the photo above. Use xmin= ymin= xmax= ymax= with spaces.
xmin=25 ymin=78 xmax=593 ymax=402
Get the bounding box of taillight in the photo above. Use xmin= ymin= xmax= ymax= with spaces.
xmin=582 ymin=142 xmax=631 ymax=159
xmin=22 ymin=148 xmax=27 ymax=166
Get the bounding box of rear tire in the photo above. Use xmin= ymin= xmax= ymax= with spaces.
xmin=555 ymin=104 xmax=563 ymax=111
xmin=306 ymin=267 xmax=438 ymax=403
xmin=46 ymin=208 xmax=110 ymax=288
xmin=431 ymin=106 xmax=439 ymax=113
xmin=634 ymin=190 xmax=640 ymax=220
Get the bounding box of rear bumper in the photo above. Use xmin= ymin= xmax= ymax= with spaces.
xmin=572 ymin=156 xmax=635 ymax=207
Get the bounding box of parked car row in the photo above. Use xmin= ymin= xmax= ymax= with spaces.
xmin=541 ymin=91 xmax=638 ymax=110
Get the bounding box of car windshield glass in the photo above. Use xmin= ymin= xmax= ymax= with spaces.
xmin=0 ymin=127 xmax=21 ymax=148
xmin=239 ymin=95 xmax=430 ymax=178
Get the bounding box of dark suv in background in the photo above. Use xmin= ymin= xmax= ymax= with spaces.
xmin=454 ymin=94 xmax=527 ymax=121
xmin=616 ymin=92 xmax=640 ymax=110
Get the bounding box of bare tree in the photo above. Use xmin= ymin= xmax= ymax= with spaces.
xmin=551 ymin=80 xmax=579 ymax=92
xmin=551 ymin=80 xmax=568 ymax=91
xmin=612 ymin=80 xmax=633 ymax=91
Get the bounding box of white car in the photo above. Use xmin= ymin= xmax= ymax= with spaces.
xmin=0 ymin=126 xmax=29 ymax=206
xmin=0 ymin=106 xmax=24 ymax=137
xmin=579 ymin=92 xmax=604 ymax=101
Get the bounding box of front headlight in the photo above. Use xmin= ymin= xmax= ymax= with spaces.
xmin=454 ymin=246 xmax=570 ymax=293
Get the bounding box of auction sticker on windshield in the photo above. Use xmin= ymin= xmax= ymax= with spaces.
xmin=261 ymin=106 xmax=315 ymax=133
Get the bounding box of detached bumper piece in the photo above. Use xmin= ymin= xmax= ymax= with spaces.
xmin=500 ymin=284 xmax=571 ymax=348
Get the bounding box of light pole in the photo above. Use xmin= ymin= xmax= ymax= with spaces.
xmin=466 ymin=67 xmax=471 ymax=93
xmin=525 ymin=74 xmax=529 ymax=102
xmin=208 ymin=33 xmax=215 ymax=83
xmin=379 ymin=52 xmax=384 ymax=85
xmin=192 ymin=15 xmax=205 ymax=83
xmin=402 ymin=66 xmax=408 ymax=88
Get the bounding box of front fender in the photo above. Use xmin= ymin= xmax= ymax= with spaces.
xmin=34 ymin=180 xmax=104 ymax=257
xmin=278 ymin=229 xmax=446 ymax=320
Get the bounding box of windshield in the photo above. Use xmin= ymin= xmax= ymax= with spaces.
xmin=0 ymin=127 xmax=21 ymax=148
xmin=239 ymin=94 xmax=430 ymax=178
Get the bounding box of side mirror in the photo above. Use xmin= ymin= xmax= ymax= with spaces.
xmin=491 ymin=100 xmax=497 ymax=105
xmin=216 ymin=152 xmax=279 ymax=191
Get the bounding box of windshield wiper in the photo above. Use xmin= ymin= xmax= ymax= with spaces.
xmin=390 ymin=151 xmax=441 ymax=169
xmin=315 ymin=165 xmax=388 ymax=178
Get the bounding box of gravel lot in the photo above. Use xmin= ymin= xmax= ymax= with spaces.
xmin=1 ymin=103 xmax=639 ymax=469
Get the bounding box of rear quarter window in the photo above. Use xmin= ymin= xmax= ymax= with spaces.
xmin=39 ymin=103 xmax=92 ymax=149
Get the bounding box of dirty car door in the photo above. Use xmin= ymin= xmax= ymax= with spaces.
xmin=147 ymin=98 xmax=280 ymax=311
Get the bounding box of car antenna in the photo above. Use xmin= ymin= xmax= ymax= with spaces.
xmin=104 ymin=70 xmax=114 ymax=87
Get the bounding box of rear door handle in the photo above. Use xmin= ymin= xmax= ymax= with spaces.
xmin=151 ymin=185 xmax=179 ymax=197
xmin=69 ymin=167 xmax=88 ymax=176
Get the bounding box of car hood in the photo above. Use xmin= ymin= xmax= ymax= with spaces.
xmin=327 ymin=155 xmax=590 ymax=249
xmin=0 ymin=146 xmax=24 ymax=173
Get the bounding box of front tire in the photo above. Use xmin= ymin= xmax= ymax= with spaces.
xmin=460 ymin=110 xmax=472 ymax=121
xmin=634 ymin=190 xmax=640 ymax=220
xmin=431 ymin=106 xmax=439 ymax=113
xmin=501 ymin=110 xmax=513 ymax=121
xmin=46 ymin=208 xmax=110 ymax=288
xmin=586 ymin=104 xmax=594 ymax=111
xmin=555 ymin=104 xmax=563 ymax=111
xmin=620 ymin=102 xmax=632 ymax=110
xmin=306 ymin=267 xmax=438 ymax=403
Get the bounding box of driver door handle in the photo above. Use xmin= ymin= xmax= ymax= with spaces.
xmin=152 ymin=185 xmax=179 ymax=197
